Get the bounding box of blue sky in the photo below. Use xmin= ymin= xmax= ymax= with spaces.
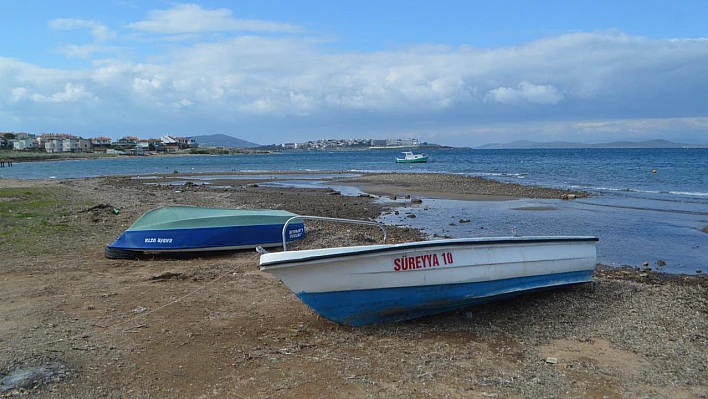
xmin=2 ymin=0 xmax=707 ymax=146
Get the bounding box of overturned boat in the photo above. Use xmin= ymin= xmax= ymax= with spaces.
xmin=259 ymin=217 xmax=598 ymax=326
xmin=105 ymin=206 xmax=305 ymax=259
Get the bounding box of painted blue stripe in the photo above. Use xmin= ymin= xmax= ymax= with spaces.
xmin=109 ymin=222 xmax=304 ymax=251
xmin=296 ymin=270 xmax=593 ymax=326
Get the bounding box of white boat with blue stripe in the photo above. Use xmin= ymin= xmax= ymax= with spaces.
xmin=258 ymin=217 xmax=598 ymax=326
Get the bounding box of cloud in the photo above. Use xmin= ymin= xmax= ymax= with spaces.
xmin=11 ymin=87 xmax=29 ymax=102
xmin=31 ymin=83 xmax=98 ymax=103
xmin=485 ymin=81 xmax=564 ymax=105
xmin=48 ymin=18 xmax=116 ymax=41
xmin=126 ymin=3 xmax=302 ymax=34
xmin=5 ymin=21 xmax=708 ymax=145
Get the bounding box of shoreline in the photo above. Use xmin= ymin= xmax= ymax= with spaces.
xmin=87 ymin=170 xmax=592 ymax=201
xmin=3 ymin=173 xmax=704 ymax=276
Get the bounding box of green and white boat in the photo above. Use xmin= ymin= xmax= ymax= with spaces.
xmin=395 ymin=151 xmax=429 ymax=163
xmin=105 ymin=206 xmax=305 ymax=259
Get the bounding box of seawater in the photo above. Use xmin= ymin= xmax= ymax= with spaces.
xmin=2 ymin=148 xmax=707 ymax=274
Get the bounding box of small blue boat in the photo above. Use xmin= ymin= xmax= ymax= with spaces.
xmin=105 ymin=206 xmax=305 ymax=259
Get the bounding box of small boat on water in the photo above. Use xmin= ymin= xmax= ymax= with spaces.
xmin=105 ymin=206 xmax=305 ymax=259
xmin=259 ymin=217 xmax=598 ymax=326
xmin=395 ymin=150 xmax=429 ymax=163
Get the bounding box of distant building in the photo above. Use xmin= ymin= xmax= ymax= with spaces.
xmin=40 ymin=134 xmax=92 ymax=153
xmin=13 ymin=138 xmax=39 ymax=150
xmin=369 ymin=138 xmax=420 ymax=148
xmin=91 ymin=136 xmax=112 ymax=147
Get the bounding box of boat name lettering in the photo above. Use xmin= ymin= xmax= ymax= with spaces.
xmin=288 ymin=227 xmax=304 ymax=239
xmin=393 ymin=252 xmax=454 ymax=271
xmin=144 ymin=238 xmax=173 ymax=244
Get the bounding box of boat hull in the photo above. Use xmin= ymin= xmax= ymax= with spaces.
xmin=107 ymin=207 xmax=305 ymax=255
xmin=395 ymin=157 xmax=428 ymax=163
xmin=259 ymin=237 xmax=598 ymax=325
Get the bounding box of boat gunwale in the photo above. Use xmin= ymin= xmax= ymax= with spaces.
xmin=128 ymin=207 xmax=300 ymax=230
xmin=260 ymin=236 xmax=599 ymax=267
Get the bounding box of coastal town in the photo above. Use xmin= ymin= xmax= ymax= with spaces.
xmin=0 ymin=131 xmax=431 ymax=154
xmin=0 ymin=132 xmax=198 ymax=155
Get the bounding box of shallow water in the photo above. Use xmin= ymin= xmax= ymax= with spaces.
xmin=3 ymin=148 xmax=707 ymax=274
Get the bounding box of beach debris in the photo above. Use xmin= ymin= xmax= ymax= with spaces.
xmin=150 ymin=271 xmax=184 ymax=281
xmin=459 ymin=219 xmax=471 ymax=223
xmin=656 ymin=260 xmax=667 ymax=266
xmin=406 ymin=213 xmax=416 ymax=218
xmin=481 ymin=393 xmax=499 ymax=398
xmin=132 ymin=306 xmax=149 ymax=314
xmin=544 ymin=357 xmax=558 ymax=364
xmin=0 ymin=363 xmax=67 ymax=393
xmin=561 ymin=194 xmax=577 ymax=200
xmin=411 ymin=198 xmax=423 ymax=204
xmin=643 ymin=262 xmax=649 ymax=267
xmin=697 ymin=269 xmax=703 ymax=274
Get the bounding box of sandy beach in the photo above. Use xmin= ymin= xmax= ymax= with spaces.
xmin=1 ymin=173 xmax=706 ymax=398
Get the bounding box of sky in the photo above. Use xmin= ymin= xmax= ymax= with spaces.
xmin=1 ymin=0 xmax=707 ymax=147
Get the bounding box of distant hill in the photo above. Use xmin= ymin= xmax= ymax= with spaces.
xmin=193 ymin=134 xmax=261 ymax=148
xmin=477 ymin=139 xmax=708 ymax=149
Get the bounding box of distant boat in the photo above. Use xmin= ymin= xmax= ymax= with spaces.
xmin=259 ymin=217 xmax=598 ymax=326
xmin=105 ymin=206 xmax=305 ymax=259
xmin=395 ymin=150 xmax=429 ymax=163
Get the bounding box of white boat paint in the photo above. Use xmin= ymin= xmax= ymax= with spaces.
xmin=259 ymin=236 xmax=598 ymax=325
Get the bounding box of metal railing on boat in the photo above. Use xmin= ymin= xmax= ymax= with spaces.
xmin=281 ymin=215 xmax=388 ymax=251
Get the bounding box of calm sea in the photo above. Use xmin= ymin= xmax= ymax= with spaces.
xmin=2 ymin=148 xmax=707 ymax=274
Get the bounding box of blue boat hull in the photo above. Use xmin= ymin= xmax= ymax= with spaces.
xmin=297 ymin=270 xmax=592 ymax=326
xmin=108 ymin=222 xmax=305 ymax=252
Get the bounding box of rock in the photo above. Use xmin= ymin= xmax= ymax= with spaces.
xmin=697 ymin=269 xmax=703 ymax=274
xmin=406 ymin=214 xmax=416 ymax=219
xmin=643 ymin=262 xmax=649 ymax=267
xmin=411 ymin=198 xmax=422 ymax=204
xmin=656 ymin=260 xmax=666 ymax=266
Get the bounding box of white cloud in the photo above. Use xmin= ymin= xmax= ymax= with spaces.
xmin=485 ymin=81 xmax=564 ymax=105
xmin=126 ymin=3 xmax=302 ymax=34
xmin=11 ymin=87 xmax=29 ymax=102
xmin=48 ymin=18 xmax=116 ymax=41
xmin=31 ymin=83 xmax=98 ymax=103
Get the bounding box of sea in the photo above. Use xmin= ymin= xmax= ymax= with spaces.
xmin=2 ymin=148 xmax=707 ymax=274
